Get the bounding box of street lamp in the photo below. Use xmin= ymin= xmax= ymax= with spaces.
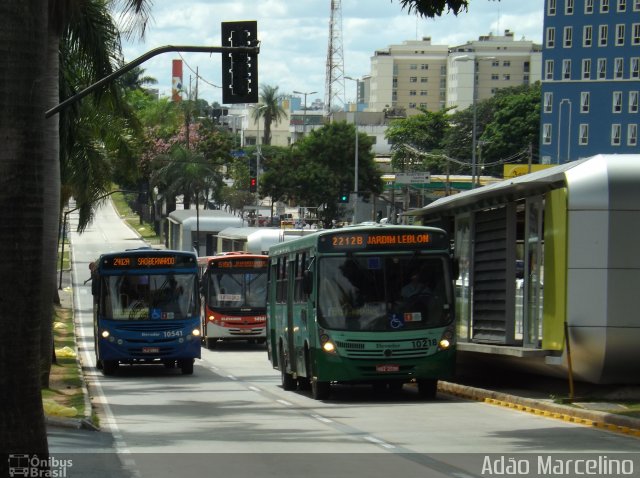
xmin=452 ymin=55 xmax=495 ymax=188
xmin=292 ymin=90 xmax=317 ymax=139
xmin=344 ymin=76 xmax=360 ymax=223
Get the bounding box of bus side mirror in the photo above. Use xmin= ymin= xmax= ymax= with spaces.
xmin=303 ymin=270 xmax=313 ymax=295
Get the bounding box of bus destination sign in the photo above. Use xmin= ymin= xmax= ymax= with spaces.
xmin=319 ymin=230 xmax=447 ymax=252
xmin=102 ymin=254 xmax=194 ymax=269
xmin=210 ymin=259 xmax=268 ymax=269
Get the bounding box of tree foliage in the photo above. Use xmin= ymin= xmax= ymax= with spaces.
xmin=253 ymin=84 xmax=287 ymax=146
xmin=385 ymin=107 xmax=452 ymax=172
xmin=293 ymin=122 xmax=383 ymax=227
xmin=395 ymin=0 xmax=470 ymax=17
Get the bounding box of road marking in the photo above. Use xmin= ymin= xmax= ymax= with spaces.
xmin=311 ymin=414 xmax=333 ymax=423
xmin=227 ymin=374 xmax=237 ymax=380
xmin=248 ymin=386 xmax=261 ymax=392
xmin=276 ymin=399 xmax=293 ymax=406
xmin=364 ymin=435 xmax=395 ymax=449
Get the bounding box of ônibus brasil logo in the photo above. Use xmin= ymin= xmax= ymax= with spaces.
xmin=8 ymin=454 xmax=73 ymax=477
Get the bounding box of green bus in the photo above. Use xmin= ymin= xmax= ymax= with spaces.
xmin=266 ymin=225 xmax=456 ymax=400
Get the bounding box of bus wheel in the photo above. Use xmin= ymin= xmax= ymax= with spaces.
xmin=279 ymin=349 xmax=297 ymax=391
xmin=179 ymin=359 xmax=194 ymax=375
xmin=206 ymin=338 xmax=217 ymax=349
xmin=311 ymin=379 xmax=330 ymax=400
xmin=417 ymin=379 xmax=437 ymax=399
xmin=102 ymin=360 xmax=118 ymax=376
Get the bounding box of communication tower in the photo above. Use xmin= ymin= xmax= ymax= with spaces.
xmin=324 ymin=0 xmax=346 ymax=114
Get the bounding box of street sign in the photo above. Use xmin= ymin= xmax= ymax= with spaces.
xmin=395 ymin=172 xmax=431 ymax=184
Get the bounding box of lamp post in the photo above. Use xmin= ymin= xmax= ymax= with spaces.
xmin=344 ymin=76 xmax=360 ymax=224
xmin=250 ymin=104 xmax=267 ymax=214
xmin=452 ymin=55 xmax=495 ymax=188
xmin=292 ymin=90 xmax=317 ymax=140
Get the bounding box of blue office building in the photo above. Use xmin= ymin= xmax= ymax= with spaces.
xmin=540 ymin=0 xmax=639 ymax=163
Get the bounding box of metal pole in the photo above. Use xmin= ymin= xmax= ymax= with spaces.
xmin=471 ymin=61 xmax=477 ymax=189
xmin=344 ymin=77 xmax=359 ymax=224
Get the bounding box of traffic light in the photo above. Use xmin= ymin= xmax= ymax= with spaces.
xmin=221 ymin=21 xmax=259 ymax=104
xmin=249 ymin=177 xmax=257 ymax=193
xmin=338 ymin=189 xmax=349 ymax=203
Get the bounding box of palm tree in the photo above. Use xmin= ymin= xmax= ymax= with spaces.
xmin=252 ymin=84 xmax=287 ymax=146
xmin=152 ymin=145 xmax=224 ymax=251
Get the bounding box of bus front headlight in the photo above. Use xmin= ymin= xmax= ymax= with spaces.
xmin=320 ymin=334 xmax=336 ymax=354
xmin=101 ymin=330 xmax=110 ymax=339
xmin=192 ymin=328 xmax=201 ymax=337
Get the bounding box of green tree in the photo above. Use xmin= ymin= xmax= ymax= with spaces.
xmin=257 ymin=146 xmax=299 ymax=219
xmin=395 ymin=0 xmax=470 ymax=17
xmin=253 ymin=84 xmax=287 ymax=145
xmin=385 ymin=107 xmax=452 ymax=173
xmin=479 ymin=83 xmax=541 ymax=175
xmin=295 ymin=122 xmax=383 ymax=227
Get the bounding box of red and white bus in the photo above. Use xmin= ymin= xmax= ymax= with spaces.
xmin=198 ymin=253 xmax=268 ymax=348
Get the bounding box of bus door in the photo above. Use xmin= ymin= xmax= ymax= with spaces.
xmin=286 ymin=257 xmax=296 ymax=373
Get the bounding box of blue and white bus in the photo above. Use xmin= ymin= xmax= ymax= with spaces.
xmin=92 ymin=248 xmax=201 ymax=375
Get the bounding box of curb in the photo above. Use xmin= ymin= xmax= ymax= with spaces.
xmin=439 ymin=381 xmax=640 ymax=438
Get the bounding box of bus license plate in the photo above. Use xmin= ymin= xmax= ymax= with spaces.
xmin=142 ymin=347 xmax=159 ymax=353
xmin=376 ymin=364 xmax=399 ymax=372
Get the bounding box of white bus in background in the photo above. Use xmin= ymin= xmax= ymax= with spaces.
xmin=167 ymin=210 xmax=244 ymax=256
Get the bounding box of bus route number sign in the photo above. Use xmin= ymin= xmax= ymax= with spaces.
xmin=320 ymin=231 xmax=433 ymax=252
xmin=103 ymin=255 xmax=185 ymax=269
xmin=211 ymin=259 xmax=268 ymax=269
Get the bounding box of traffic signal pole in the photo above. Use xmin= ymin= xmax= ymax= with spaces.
xmin=46 ymin=22 xmax=259 ymax=118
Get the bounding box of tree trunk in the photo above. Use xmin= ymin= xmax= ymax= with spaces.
xmin=40 ymin=28 xmax=62 ymax=390
xmin=0 ymin=0 xmax=50 ymax=459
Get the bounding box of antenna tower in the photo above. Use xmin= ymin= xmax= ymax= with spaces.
xmin=324 ymin=0 xmax=345 ymax=115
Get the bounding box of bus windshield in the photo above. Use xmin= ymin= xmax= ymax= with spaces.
xmin=206 ymin=270 xmax=267 ymax=310
xmin=318 ymin=255 xmax=452 ymax=331
xmin=102 ymin=273 xmax=198 ymax=321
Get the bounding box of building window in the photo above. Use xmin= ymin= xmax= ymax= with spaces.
xmin=632 ymin=58 xmax=640 ymax=78
xmin=628 ymin=124 xmax=638 ymax=146
xmin=564 ymin=26 xmax=573 ymax=47
xmin=408 ymin=102 xmax=417 ymax=109
xmin=544 ymin=92 xmax=553 ymax=113
xmin=492 ymin=73 xmax=500 ymax=80
xmin=611 ymin=124 xmax=621 ymax=145
xmin=583 ymin=25 xmax=593 ymax=46
xmin=563 ymin=59 xmax=572 ymax=79
xmin=492 ymin=59 xmax=500 ymax=67
xmin=598 ymin=58 xmax=607 ymax=78
xmin=420 ymin=64 xmax=428 ymax=70
xmin=599 ymin=25 xmax=608 ymax=46
xmin=409 ymin=77 xmax=417 ymax=83
xmin=410 ymin=64 xmax=417 ymax=70
xmin=409 ymin=90 xmax=417 ymax=96
xmin=543 ymin=124 xmax=552 ymax=144
xmin=579 ymin=124 xmax=589 ymax=145
xmin=601 ymin=0 xmax=610 ymax=12
xmin=613 ymin=91 xmax=623 ymax=112
xmin=393 ymin=78 xmax=398 ymax=88
xmin=633 ymin=24 xmax=640 ymax=45
xmin=581 ymin=92 xmax=591 ymax=112
xmin=503 ymin=74 xmax=511 ymax=81
xmin=420 ymin=90 xmax=427 ymax=96
xmin=614 ymin=58 xmax=624 ymax=78
xmin=546 ymin=27 xmax=556 ymax=48
xmin=420 ymin=77 xmax=428 ymax=83
xmin=419 ymin=102 xmax=427 ymax=108
xmin=630 ymin=91 xmax=639 ymax=112
xmin=582 ymin=59 xmax=592 ymax=79
xmin=586 ymin=0 xmax=594 ymax=12
xmin=618 ymin=0 xmax=627 ymax=10
xmin=616 ymin=24 xmax=626 ymax=46
xmin=566 ymin=0 xmax=574 ymax=14
xmin=548 ymin=0 xmax=557 ymax=14
xmin=545 ymin=60 xmax=554 ymax=80
xmin=635 ymin=0 xmax=640 ymax=10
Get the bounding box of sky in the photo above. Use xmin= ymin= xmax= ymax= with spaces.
xmin=119 ymin=0 xmax=545 ymax=106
